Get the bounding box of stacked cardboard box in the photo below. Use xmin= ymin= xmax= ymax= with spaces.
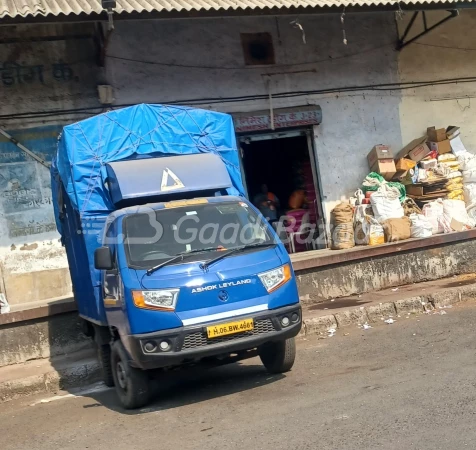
xmin=396 ymin=126 xmax=465 ymax=207
xmin=367 ymin=145 xmax=396 ymax=181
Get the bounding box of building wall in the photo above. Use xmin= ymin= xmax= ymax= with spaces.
xmin=107 ymin=13 xmax=403 ymax=222
xmin=0 ymin=23 xmax=101 ymax=306
xmin=397 ymin=10 xmax=476 ymax=149
xmin=107 ymin=10 xmax=476 ymax=220
xmin=1 ymin=10 xmax=476 ymax=307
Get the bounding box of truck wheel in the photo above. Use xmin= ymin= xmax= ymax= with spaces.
xmin=259 ymin=338 xmax=296 ymax=374
xmin=97 ymin=344 xmax=114 ymax=387
xmin=111 ymin=340 xmax=151 ymax=409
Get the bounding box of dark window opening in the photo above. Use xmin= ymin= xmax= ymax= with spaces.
xmin=241 ymin=32 xmax=275 ymax=66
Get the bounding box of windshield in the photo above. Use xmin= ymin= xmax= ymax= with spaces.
xmin=122 ymin=200 xmax=276 ymax=269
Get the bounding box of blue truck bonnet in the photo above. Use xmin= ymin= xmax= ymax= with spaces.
xmin=55 ymin=104 xmax=244 ymax=215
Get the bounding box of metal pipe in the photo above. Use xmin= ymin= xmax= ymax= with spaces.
xmin=0 ymin=128 xmax=50 ymax=168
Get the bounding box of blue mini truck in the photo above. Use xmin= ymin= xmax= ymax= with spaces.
xmin=51 ymin=104 xmax=301 ymax=409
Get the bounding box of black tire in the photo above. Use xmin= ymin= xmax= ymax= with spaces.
xmin=259 ymin=338 xmax=296 ymax=374
xmin=111 ymin=340 xmax=151 ymax=409
xmin=97 ymin=344 xmax=114 ymax=387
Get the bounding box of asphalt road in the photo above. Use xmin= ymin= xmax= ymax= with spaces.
xmin=3 ymin=303 xmax=476 ymax=450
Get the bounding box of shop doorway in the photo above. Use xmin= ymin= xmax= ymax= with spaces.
xmin=239 ymin=130 xmax=326 ymax=253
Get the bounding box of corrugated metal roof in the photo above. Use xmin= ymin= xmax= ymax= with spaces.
xmin=0 ymin=0 xmax=471 ymax=19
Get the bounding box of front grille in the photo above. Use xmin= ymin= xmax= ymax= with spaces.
xmin=182 ymin=318 xmax=276 ymax=350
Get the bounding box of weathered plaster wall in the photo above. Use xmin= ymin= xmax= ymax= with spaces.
xmin=397 ymin=10 xmax=476 ymax=152
xmin=296 ymin=238 xmax=476 ymax=303
xmin=0 ymin=311 xmax=91 ymax=367
xmin=0 ymin=23 xmax=101 ymax=305
xmin=107 ymin=13 xmax=403 ymax=221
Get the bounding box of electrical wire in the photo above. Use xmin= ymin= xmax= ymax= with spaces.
xmin=2 ymin=76 xmax=476 ymax=121
xmin=413 ymin=42 xmax=476 ymax=52
xmin=105 ymin=42 xmax=396 ymax=71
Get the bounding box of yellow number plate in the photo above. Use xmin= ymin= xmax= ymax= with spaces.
xmin=207 ymin=318 xmax=254 ymax=338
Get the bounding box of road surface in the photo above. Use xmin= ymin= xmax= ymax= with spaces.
xmin=2 ymin=302 xmax=476 ymax=450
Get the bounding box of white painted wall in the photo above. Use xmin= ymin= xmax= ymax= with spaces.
xmin=397 ymin=10 xmax=476 ymax=152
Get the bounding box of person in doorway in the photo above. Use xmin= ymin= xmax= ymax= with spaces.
xmin=253 ymin=184 xmax=280 ymax=224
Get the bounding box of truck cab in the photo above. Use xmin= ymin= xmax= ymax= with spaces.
xmin=52 ymin=104 xmax=301 ymax=409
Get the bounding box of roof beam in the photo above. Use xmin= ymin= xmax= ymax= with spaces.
xmin=396 ymin=9 xmax=459 ymax=50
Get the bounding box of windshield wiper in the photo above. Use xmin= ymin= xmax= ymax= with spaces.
xmin=146 ymin=254 xmax=185 ymax=276
xmin=200 ymin=243 xmax=276 ymax=271
xmin=146 ymin=244 xmax=275 ymax=275
xmin=145 ymin=247 xmax=224 ymax=275
xmin=179 ymin=247 xmax=224 ymax=255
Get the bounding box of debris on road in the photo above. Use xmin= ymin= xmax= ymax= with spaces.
xmin=361 ymin=322 xmax=372 ymax=330
xmin=391 ymin=288 xmax=399 ymax=292
xmin=384 ymin=318 xmax=396 ymax=324
xmin=328 ymin=328 xmax=336 ymax=337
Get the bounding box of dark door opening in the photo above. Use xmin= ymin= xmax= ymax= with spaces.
xmin=240 ymin=133 xmax=322 ymax=253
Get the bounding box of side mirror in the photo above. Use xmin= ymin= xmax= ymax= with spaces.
xmin=94 ymin=246 xmax=114 ymax=270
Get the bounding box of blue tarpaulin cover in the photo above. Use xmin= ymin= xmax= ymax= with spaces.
xmin=51 ymin=104 xmax=244 ymax=324
xmin=56 ymin=104 xmax=243 ymax=215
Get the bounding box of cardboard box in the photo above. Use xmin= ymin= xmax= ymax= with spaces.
xmin=420 ymin=159 xmax=437 ymax=170
xmin=371 ymin=158 xmax=396 ymax=181
xmin=396 ymin=136 xmax=428 ymax=160
xmin=408 ymin=141 xmax=431 ymax=162
xmin=367 ymin=145 xmax=393 ymax=170
xmin=446 ymin=126 xmax=460 ymax=140
xmin=429 ymin=140 xmax=451 ymax=155
xmin=427 ymin=127 xmax=447 ymax=142
xmin=395 ymin=158 xmax=417 ymax=171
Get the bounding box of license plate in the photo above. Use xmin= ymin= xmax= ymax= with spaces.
xmin=207 ymin=318 xmax=254 ymax=338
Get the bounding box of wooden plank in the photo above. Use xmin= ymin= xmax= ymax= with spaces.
xmin=406 ymin=185 xmax=424 ymax=196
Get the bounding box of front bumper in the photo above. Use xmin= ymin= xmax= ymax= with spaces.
xmin=125 ymin=304 xmax=302 ymax=370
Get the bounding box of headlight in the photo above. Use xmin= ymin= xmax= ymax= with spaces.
xmin=132 ymin=289 xmax=179 ymax=311
xmin=258 ymin=264 xmax=292 ymax=293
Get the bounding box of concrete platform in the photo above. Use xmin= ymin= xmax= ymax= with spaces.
xmin=0 ymin=349 xmax=99 ymax=402
xmin=1 ymin=274 xmax=475 ymax=403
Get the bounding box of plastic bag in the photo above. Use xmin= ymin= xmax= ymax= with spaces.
xmin=439 ymin=153 xmax=457 ymax=162
xmin=441 ymin=199 xmax=474 ymax=231
xmin=446 ymin=177 xmax=463 ymax=187
xmin=0 ymin=294 xmax=10 ymax=314
xmin=447 ymin=189 xmax=464 ymax=199
xmin=463 ymin=169 xmax=476 ymax=184
xmin=458 ymin=151 xmax=476 ymax=171
xmin=361 ymin=172 xmax=385 ymax=194
xmin=447 ymin=171 xmax=463 ymax=179
xmin=409 ymin=213 xmax=433 ymax=238
xmin=464 ymin=182 xmax=476 ymax=207
xmin=359 ymin=216 xmax=385 ymax=246
xmin=370 ymin=186 xmax=404 ymax=223
xmin=422 ymin=199 xmax=445 ymax=234
xmin=386 ymin=182 xmax=406 ymax=203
